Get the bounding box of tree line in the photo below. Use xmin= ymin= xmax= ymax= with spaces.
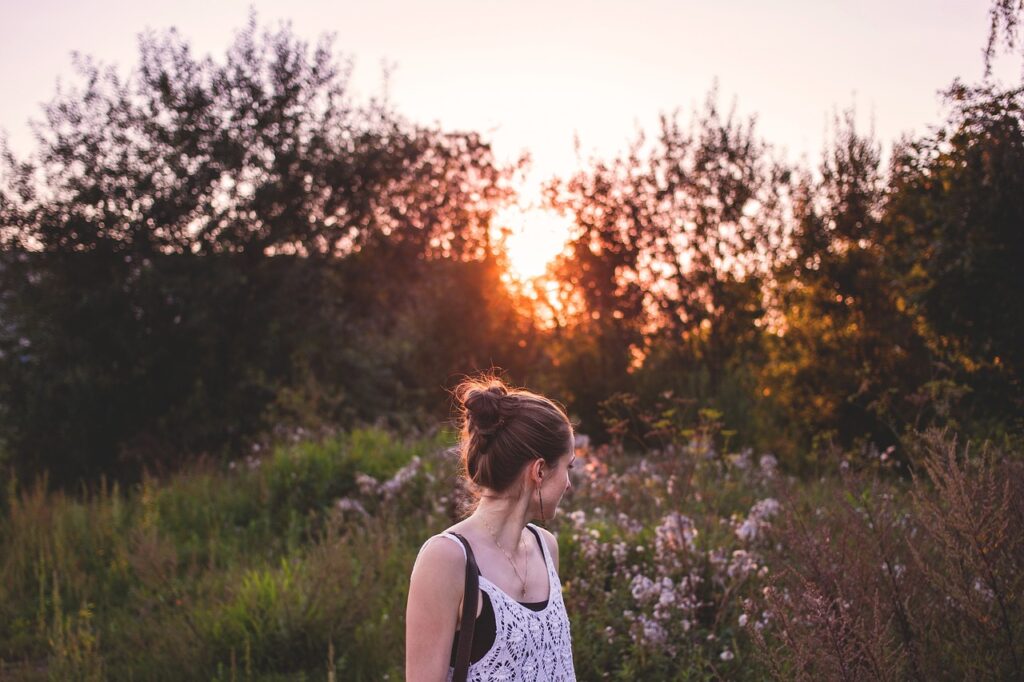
xmin=1 ymin=17 xmax=1022 ymax=486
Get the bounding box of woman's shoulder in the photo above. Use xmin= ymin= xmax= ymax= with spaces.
xmin=415 ymin=531 xmax=467 ymax=568
xmin=410 ymin=532 xmax=468 ymax=599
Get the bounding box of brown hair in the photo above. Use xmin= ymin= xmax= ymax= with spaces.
xmin=456 ymin=376 xmax=573 ymax=495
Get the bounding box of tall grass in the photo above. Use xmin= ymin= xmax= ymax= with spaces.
xmin=0 ymin=424 xmax=1020 ymax=680
xmin=0 ymin=427 xmax=451 ymax=680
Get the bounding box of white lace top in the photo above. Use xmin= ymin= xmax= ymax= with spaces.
xmin=440 ymin=523 xmax=576 ymax=681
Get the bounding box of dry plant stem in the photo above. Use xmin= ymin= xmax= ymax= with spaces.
xmin=788 ymin=513 xmax=859 ymax=681
xmin=815 ymin=583 xmax=858 ymax=682
xmin=860 ymin=497 xmax=923 ymax=681
xmin=913 ymin=437 xmax=1021 ymax=679
xmin=750 ymin=611 xmax=790 ymax=681
xmin=775 ymin=494 xmax=908 ymax=681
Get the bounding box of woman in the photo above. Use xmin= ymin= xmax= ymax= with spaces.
xmin=406 ymin=377 xmax=577 ymax=681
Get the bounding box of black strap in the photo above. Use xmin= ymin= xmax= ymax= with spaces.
xmin=450 ymin=533 xmax=478 ymax=682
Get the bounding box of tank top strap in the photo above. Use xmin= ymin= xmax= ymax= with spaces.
xmin=525 ymin=523 xmax=554 ymax=573
xmin=439 ymin=532 xmax=469 ymax=557
xmin=417 ymin=532 xmax=468 ymax=562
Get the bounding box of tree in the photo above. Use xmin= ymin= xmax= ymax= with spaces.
xmin=986 ymin=0 xmax=1024 ymax=76
xmin=884 ymin=82 xmax=1024 ymax=438
xmin=762 ymin=109 xmax=942 ymax=466
xmin=0 ymin=17 xmax=520 ymax=485
xmin=544 ymin=90 xmax=786 ymax=437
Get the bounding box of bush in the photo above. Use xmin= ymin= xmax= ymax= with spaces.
xmin=754 ymin=429 xmax=1024 ymax=680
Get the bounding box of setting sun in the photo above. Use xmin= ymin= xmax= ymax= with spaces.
xmin=494 ymin=205 xmax=575 ymax=281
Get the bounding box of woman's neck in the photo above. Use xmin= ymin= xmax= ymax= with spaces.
xmin=470 ymin=493 xmax=532 ymax=550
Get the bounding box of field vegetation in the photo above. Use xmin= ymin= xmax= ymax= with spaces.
xmin=1 ymin=423 xmax=1020 ymax=680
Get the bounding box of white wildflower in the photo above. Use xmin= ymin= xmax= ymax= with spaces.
xmin=883 ymin=562 xmax=906 ymax=580
xmin=630 ymin=574 xmax=656 ymax=603
xmin=617 ymin=512 xmax=643 ymax=535
xmin=356 ymin=472 xmax=379 ymax=496
xmin=658 ymin=586 xmax=675 ymax=608
xmin=336 ymin=497 xmax=369 ymax=516
xmin=637 ymin=615 xmax=667 ymax=645
xmin=728 ymin=549 xmax=759 ymax=579
xmin=567 ymin=510 xmax=588 ymax=530
xmin=655 ymin=511 xmax=698 ymax=561
xmin=735 ymin=518 xmax=759 ymax=543
xmin=734 ymin=498 xmax=780 ymax=542
xmin=731 ymin=449 xmax=753 ymax=470
xmin=752 ymin=498 xmax=780 ymax=517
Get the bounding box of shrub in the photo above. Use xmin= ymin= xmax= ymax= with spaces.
xmin=753 ymin=429 xmax=1024 ymax=681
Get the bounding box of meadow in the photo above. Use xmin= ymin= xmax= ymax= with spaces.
xmin=2 ymin=6 xmax=1023 ymax=681
xmin=0 ymin=423 xmax=1020 ymax=681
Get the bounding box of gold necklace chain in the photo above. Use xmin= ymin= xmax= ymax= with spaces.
xmin=482 ymin=518 xmax=529 ymax=600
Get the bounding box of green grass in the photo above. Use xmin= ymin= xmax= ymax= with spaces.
xmin=0 ymin=427 xmax=451 ymax=680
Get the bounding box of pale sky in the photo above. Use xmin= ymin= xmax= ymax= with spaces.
xmin=1 ymin=0 xmax=1019 ymax=177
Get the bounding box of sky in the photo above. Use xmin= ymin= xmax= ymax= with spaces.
xmin=0 ymin=0 xmax=1020 ymax=275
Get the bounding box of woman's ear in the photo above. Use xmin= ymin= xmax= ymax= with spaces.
xmin=532 ymin=457 xmax=545 ymax=485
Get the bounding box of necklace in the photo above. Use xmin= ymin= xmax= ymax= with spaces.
xmin=482 ymin=518 xmax=529 ymax=599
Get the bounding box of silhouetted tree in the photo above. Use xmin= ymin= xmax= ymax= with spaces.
xmin=885 ymin=82 xmax=1024 ymax=438
xmin=545 ymin=91 xmax=786 ymax=436
xmin=0 ymin=17 xmax=520 ymax=485
xmin=765 ymin=84 xmax=1024 ymax=464
xmin=762 ymin=112 xmax=934 ymax=465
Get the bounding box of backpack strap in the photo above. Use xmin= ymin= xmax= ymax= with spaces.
xmin=449 ymin=532 xmax=479 ymax=682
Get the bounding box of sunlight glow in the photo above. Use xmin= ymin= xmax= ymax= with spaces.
xmin=494 ymin=205 xmax=575 ymax=281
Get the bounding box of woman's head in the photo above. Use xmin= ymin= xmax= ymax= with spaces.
xmin=456 ymin=376 xmax=573 ymax=498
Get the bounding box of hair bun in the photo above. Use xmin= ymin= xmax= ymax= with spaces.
xmin=454 ymin=374 xmax=572 ymax=495
xmin=461 ymin=382 xmax=509 ymax=437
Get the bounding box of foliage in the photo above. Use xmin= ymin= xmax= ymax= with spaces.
xmin=542 ymin=88 xmax=786 ymax=437
xmin=883 ymin=82 xmax=1024 ymax=441
xmin=2 ymin=412 xmax=1018 ymax=680
xmin=0 ymin=426 xmax=451 ymax=680
xmin=541 ymin=80 xmax=1024 ymax=466
xmin=760 ymin=111 xmax=933 ymax=468
xmin=0 ymin=8 xmax=1021 ymax=681
xmin=2 ymin=13 xmax=1023 ymax=491
xmin=0 ymin=17 xmax=528 ymax=486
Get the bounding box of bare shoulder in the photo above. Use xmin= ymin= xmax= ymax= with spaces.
xmin=534 ymin=525 xmax=560 ymax=571
xmin=406 ymin=534 xmax=466 ymax=680
xmin=407 ymin=535 xmax=466 ymax=619
xmin=411 ymin=534 xmax=467 ymax=583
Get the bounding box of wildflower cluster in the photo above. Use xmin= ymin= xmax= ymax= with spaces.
xmin=555 ymin=440 xmax=783 ymax=675
xmin=732 ymin=497 xmax=780 ymax=543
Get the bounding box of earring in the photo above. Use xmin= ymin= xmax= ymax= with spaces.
xmin=538 ymin=473 xmax=545 ymax=522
